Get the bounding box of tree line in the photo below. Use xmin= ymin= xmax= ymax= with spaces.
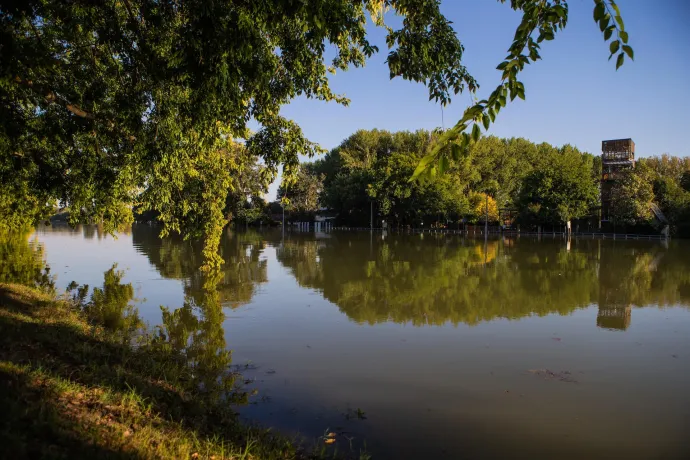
xmin=272 ymin=130 xmax=690 ymax=235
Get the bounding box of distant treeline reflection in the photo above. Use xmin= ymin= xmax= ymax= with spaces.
xmin=274 ymin=232 xmax=690 ymax=330
xmin=130 ymin=227 xmax=690 ymax=330
xmin=27 ymin=226 xmax=690 ymax=331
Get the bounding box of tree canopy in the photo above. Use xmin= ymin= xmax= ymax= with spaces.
xmin=311 ymin=130 xmax=599 ymax=228
xmin=1 ymin=0 xmax=632 ymax=265
xmin=516 ymin=145 xmax=599 ymax=225
xmin=277 ymin=163 xmax=323 ymax=219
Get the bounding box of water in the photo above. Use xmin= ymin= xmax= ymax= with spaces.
xmin=26 ymin=226 xmax=690 ymax=459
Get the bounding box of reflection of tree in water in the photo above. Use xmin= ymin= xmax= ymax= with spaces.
xmin=276 ymin=233 xmax=690 ymax=327
xmin=0 ymin=231 xmax=54 ymax=291
xmin=277 ymin=234 xmax=598 ymax=326
xmin=132 ymin=226 xmax=267 ymax=403
xmin=156 ymin=273 xmax=248 ymax=404
xmin=80 ymin=264 xmax=143 ymax=337
xmin=596 ymin=241 xmax=690 ymax=330
xmin=133 ymin=226 xmax=268 ymax=307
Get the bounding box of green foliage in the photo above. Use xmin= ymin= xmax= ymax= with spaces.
xmin=469 ymin=192 xmax=499 ymax=223
xmin=653 ymin=177 xmax=690 ymax=227
xmin=0 ymin=230 xmax=54 ymax=291
xmin=317 ymin=129 xmax=470 ymax=227
xmin=222 ymin=143 xmax=270 ymax=226
xmin=634 ymin=155 xmax=690 ymax=236
xmin=277 ymin=163 xmax=324 ymax=218
xmin=318 ymin=130 xmax=599 ymax=227
xmin=516 ymin=145 xmax=599 ymax=224
xmin=610 ymin=169 xmax=654 ymax=226
xmin=681 ymin=171 xmax=690 ymax=193
xmin=0 ymin=0 xmax=478 ymax=267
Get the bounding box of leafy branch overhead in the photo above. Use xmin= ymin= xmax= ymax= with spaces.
xmin=411 ymin=0 xmax=633 ymax=181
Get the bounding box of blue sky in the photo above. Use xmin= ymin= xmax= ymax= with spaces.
xmin=266 ymin=0 xmax=690 ymax=200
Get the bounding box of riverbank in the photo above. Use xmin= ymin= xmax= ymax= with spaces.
xmin=0 ymin=282 xmax=348 ymax=460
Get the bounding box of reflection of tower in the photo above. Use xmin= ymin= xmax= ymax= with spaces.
xmin=596 ymin=304 xmax=632 ymax=330
xmin=601 ymin=138 xmax=635 ymax=222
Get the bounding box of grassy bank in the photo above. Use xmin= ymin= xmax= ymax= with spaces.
xmin=0 ymin=282 xmax=355 ymax=459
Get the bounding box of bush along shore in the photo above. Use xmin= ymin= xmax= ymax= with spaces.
xmin=0 ymin=265 xmax=368 ymax=460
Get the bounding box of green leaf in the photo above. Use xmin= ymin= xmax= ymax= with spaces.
xmin=460 ymin=105 xmax=483 ymax=124
xmin=472 ymin=123 xmax=481 ymax=142
xmin=609 ymin=40 xmax=620 ymax=55
xmin=451 ymin=143 xmax=462 ymax=161
xmin=622 ymin=45 xmax=634 ymax=60
xmin=482 ymin=114 xmax=490 ymax=130
xmin=620 ymin=31 xmax=629 ymax=43
xmin=616 ymin=52 xmax=625 ymax=70
xmin=410 ymin=152 xmax=438 ymax=181
xmin=599 ymin=15 xmax=610 ymax=32
xmin=604 ymin=25 xmax=615 ymax=41
xmin=439 ymin=155 xmax=449 ymax=174
xmin=610 ymin=1 xmax=621 ymax=17
xmin=461 ymin=132 xmax=470 ymax=149
xmin=593 ymin=2 xmax=605 ymax=21
xmin=615 ymin=15 xmax=624 ymax=29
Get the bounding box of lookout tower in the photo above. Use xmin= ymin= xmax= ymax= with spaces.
xmin=601 ymin=138 xmax=635 ymax=222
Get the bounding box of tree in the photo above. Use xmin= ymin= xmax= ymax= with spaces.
xmin=638 ymin=155 xmax=690 ymax=183
xmin=277 ymin=163 xmax=323 ymax=218
xmin=0 ymin=230 xmax=54 ymax=291
xmin=1 ymin=0 xmax=632 ymax=265
xmin=223 ymin=144 xmax=269 ymax=225
xmin=610 ymin=169 xmax=654 ymax=226
xmin=517 ymin=146 xmax=599 ymax=226
xmin=681 ymin=171 xmax=690 ymax=193
xmin=469 ymin=192 xmax=499 ymax=224
xmin=318 ymin=129 xmax=470 ymax=227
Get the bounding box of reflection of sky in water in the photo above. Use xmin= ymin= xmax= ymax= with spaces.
xmin=31 ymin=227 xmax=690 ymax=460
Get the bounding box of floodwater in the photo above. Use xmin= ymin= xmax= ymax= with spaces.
xmin=26 ymin=226 xmax=690 ymax=459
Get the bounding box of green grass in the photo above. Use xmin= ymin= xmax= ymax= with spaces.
xmin=0 ymin=283 xmax=366 ymax=459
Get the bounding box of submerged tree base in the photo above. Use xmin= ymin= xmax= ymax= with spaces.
xmin=0 ymin=283 xmax=352 ymax=459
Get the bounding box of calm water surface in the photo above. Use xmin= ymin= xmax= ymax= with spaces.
xmin=29 ymin=226 xmax=690 ymax=459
